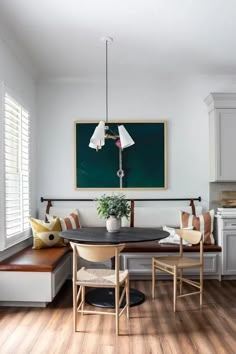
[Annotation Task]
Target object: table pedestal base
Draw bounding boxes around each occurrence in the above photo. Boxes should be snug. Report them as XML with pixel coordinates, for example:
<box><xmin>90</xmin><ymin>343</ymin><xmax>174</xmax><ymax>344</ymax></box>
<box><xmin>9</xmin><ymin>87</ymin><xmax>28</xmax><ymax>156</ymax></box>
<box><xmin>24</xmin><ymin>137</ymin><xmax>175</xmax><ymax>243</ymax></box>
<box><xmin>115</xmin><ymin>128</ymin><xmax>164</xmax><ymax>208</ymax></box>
<box><xmin>85</xmin><ymin>288</ymin><xmax>145</xmax><ymax>308</ymax></box>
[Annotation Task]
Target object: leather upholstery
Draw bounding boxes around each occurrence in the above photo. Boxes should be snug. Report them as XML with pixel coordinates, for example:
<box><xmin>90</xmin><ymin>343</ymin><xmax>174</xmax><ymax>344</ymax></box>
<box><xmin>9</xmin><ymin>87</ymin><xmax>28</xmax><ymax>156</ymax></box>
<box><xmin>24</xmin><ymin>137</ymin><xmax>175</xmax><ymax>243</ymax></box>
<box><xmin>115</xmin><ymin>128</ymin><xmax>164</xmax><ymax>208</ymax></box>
<box><xmin>123</xmin><ymin>241</ymin><xmax>221</xmax><ymax>253</ymax></box>
<box><xmin>0</xmin><ymin>242</ymin><xmax>221</xmax><ymax>272</ymax></box>
<box><xmin>0</xmin><ymin>246</ymin><xmax>71</xmax><ymax>272</ymax></box>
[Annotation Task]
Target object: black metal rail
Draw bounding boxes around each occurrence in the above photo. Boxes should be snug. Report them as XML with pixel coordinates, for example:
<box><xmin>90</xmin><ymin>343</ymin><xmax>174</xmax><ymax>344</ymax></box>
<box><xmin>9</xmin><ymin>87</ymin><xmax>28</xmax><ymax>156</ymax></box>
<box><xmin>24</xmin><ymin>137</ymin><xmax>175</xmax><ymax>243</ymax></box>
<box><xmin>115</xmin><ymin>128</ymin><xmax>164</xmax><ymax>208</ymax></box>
<box><xmin>41</xmin><ymin>197</ymin><xmax>201</xmax><ymax>202</ymax></box>
<box><xmin>41</xmin><ymin>196</ymin><xmax>201</xmax><ymax>224</ymax></box>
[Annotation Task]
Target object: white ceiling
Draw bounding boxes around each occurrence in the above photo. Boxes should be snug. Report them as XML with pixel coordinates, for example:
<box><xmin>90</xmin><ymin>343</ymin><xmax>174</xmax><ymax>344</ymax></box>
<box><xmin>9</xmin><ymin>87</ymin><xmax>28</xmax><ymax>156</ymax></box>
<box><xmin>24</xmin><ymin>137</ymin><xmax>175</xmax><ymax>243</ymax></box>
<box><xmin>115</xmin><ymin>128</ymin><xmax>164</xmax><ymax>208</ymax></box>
<box><xmin>1</xmin><ymin>0</ymin><xmax>236</xmax><ymax>79</ymax></box>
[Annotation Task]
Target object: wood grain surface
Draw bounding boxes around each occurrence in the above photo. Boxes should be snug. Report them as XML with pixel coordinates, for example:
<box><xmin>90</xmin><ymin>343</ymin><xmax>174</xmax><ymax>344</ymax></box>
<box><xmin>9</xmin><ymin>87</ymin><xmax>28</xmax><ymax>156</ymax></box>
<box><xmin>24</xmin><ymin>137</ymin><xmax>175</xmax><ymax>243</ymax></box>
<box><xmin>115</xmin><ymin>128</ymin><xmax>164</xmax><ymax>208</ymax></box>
<box><xmin>0</xmin><ymin>280</ymin><xmax>236</xmax><ymax>354</ymax></box>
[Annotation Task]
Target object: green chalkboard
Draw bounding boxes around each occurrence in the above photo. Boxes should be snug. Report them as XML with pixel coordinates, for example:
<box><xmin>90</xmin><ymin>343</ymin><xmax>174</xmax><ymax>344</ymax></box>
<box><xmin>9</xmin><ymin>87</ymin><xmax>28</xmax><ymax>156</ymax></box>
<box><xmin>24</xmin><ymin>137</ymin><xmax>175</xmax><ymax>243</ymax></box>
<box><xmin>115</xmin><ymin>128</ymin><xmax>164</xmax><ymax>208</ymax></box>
<box><xmin>75</xmin><ymin>121</ymin><xmax>167</xmax><ymax>189</ymax></box>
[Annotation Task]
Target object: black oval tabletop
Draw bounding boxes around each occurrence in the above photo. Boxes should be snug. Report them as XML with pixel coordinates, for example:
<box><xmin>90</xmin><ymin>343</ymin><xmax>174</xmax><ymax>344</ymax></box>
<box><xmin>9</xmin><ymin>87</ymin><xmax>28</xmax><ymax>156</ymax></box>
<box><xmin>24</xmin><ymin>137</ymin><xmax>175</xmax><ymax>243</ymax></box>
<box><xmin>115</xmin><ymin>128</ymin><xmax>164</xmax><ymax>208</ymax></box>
<box><xmin>60</xmin><ymin>227</ymin><xmax>169</xmax><ymax>244</ymax></box>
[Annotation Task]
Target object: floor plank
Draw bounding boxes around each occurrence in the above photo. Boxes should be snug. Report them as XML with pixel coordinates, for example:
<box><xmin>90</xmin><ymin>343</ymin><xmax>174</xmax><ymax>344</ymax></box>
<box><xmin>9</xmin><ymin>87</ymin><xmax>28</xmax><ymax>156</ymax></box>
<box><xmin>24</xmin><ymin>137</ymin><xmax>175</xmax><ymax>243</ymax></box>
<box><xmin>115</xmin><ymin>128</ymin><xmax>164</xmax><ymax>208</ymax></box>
<box><xmin>0</xmin><ymin>280</ymin><xmax>236</xmax><ymax>354</ymax></box>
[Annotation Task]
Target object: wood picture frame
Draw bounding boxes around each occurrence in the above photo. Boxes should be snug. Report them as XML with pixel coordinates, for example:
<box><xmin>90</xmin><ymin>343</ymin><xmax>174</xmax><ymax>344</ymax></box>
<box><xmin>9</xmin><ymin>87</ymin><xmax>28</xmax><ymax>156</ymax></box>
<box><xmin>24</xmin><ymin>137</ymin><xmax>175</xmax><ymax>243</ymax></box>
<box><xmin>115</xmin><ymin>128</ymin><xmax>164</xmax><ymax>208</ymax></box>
<box><xmin>74</xmin><ymin>120</ymin><xmax>167</xmax><ymax>190</ymax></box>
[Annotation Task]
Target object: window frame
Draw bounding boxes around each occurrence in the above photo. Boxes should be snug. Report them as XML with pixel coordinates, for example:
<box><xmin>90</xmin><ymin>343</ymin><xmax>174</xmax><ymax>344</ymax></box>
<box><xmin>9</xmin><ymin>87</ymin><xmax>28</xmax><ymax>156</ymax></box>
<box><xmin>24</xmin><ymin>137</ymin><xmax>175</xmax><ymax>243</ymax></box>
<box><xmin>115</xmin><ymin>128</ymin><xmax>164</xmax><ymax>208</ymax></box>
<box><xmin>0</xmin><ymin>82</ymin><xmax>32</xmax><ymax>251</ymax></box>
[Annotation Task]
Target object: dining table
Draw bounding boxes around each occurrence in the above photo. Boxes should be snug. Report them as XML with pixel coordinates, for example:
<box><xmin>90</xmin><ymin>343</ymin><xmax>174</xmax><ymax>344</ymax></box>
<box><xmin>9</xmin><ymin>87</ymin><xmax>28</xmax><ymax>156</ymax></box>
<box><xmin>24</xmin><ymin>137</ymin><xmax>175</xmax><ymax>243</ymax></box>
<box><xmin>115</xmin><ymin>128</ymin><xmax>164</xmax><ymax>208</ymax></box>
<box><xmin>60</xmin><ymin>227</ymin><xmax>169</xmax><ymax>308</ymax></box>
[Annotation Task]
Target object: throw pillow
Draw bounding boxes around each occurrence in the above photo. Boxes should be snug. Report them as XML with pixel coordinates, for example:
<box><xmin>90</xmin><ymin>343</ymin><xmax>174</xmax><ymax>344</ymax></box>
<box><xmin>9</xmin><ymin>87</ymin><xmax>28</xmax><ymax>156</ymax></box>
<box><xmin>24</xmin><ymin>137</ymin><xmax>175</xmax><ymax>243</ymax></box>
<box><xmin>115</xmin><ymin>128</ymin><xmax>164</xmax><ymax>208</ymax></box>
<box><xmin>159</xmin><ymin>226</ymin><xmax>192</xmax><ymax>246</ymax></box>
<box><xmin>29</xmin><ymin>217</ymin><xmax>65</xmax><ymax>249</ymax></box>
<box><xmin>179</xmin><ymin>210</ymin><xmax>215</xmax><ymax>244</ymax></box>
<box><xmin>46</xmin><ymin>209</ymin><xmax>81</xmax><ymax>231</ymax></box>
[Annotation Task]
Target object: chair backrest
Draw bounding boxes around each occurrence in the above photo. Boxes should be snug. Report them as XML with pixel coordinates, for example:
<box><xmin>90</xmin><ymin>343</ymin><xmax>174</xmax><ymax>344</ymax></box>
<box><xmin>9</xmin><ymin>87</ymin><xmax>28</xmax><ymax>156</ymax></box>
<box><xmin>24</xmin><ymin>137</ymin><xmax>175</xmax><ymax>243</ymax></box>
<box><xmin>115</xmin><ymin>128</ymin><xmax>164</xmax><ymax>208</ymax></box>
<box><xmin>175</xmin><ymin>229</ymin><xmax>202</xmax><ymax>244</ymax></box>
<box><xmin>70</xmin><ymin>242</ymin><xmax>125</xmax><ymax>285</ymax></box>
<box><xmin>70</xmin><ymin>242</ymin><xmax>125</xmax><ymax>262</ymax></box>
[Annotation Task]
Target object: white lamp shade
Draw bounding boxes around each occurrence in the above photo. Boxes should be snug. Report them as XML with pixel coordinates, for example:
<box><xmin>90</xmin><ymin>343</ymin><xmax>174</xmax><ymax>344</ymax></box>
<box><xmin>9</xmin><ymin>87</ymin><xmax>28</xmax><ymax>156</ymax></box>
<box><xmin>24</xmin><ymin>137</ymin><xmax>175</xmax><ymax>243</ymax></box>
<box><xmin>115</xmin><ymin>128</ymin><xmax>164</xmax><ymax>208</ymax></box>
<box><xmin>89</xmin><ymin>121</ymin><xmax>105</xmax><ymax>149</ymax></box>
<box><xmin>118</xmin><ymin>125</ymin><xmax>135</xmax><ymax>149</ymax></box>
<box><xmin>89</xmin><ymin>141</ymin><xmax>102</xmax><ymax>149</ymax></box>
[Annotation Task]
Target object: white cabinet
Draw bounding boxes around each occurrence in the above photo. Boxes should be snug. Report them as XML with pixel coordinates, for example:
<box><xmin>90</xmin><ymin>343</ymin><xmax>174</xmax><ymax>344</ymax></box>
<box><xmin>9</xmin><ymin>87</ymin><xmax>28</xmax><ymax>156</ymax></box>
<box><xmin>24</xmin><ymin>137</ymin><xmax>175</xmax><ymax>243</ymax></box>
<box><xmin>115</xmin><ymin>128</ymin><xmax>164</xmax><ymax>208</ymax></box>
<box><xmin>217</xmin><ymin>217</ymin><xmax>236</xmax><ymax>276</ymax></box>
<box><xmin>205</xmin><ymin>93</ymin><xmax>236</xmax><ymax>182</ymax></box>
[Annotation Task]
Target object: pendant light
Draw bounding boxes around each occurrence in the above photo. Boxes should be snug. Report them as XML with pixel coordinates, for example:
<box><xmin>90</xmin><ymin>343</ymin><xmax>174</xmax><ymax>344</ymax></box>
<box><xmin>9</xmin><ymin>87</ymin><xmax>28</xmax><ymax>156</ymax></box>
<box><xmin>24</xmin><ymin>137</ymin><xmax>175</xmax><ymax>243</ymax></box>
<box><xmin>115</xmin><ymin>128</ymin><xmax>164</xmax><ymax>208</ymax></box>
<box><xmin>89</xmin><ymin>37</ymin><xmax>135</xmax><ymax>150</ymax></box>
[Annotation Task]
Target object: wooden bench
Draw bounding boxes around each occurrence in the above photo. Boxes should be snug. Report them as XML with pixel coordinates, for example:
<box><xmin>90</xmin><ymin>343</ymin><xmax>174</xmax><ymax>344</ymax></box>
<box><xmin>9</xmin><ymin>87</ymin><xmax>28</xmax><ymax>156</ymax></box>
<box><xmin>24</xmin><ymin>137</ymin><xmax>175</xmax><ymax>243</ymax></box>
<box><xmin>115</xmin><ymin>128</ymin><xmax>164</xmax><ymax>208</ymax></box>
<box><xmin>121</xmin><ymin>242</ymin><xmax>222</xmax><ymax>280</ymax></box>
<box><xmin>0</xmin><ymin>240</ymin><xmax>222</xmax><ymax>307</ymax></box>
<box><xmin>0</xmin><ymin>246</ymin><xmax>71</xmax><ymax>307</ymax></box>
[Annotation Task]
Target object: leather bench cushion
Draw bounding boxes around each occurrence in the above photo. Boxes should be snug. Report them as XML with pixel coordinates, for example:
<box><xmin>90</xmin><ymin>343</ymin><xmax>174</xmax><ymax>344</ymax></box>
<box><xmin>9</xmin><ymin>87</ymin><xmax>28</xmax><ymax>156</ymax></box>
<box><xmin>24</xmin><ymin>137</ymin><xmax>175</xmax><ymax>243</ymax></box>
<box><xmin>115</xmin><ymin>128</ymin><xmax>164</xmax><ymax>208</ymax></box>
<box><xmin>0</xmin><ymin>242</ymin><xmax>221</xmax><ymax>272</ymax></box>
<box><xmin>123</xmin><ymin>241</ymin><xmax>222</xmax><ymax>253</ymax></box>
<box><xmin>0</xmin><ymin>246</ymin><xmax>71</xmax><ymax>272</ymax></box>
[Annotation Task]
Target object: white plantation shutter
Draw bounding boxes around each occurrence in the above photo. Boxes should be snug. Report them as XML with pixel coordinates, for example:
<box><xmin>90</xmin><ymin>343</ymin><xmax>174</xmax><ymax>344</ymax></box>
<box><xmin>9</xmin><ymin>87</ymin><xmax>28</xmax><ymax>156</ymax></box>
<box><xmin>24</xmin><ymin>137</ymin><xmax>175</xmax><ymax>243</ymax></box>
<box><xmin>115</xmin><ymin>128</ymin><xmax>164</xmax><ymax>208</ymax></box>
<box><xmin>1</xmin><ymin>92</ymin><xmax>31</xmax><ymax>249</ymax></box>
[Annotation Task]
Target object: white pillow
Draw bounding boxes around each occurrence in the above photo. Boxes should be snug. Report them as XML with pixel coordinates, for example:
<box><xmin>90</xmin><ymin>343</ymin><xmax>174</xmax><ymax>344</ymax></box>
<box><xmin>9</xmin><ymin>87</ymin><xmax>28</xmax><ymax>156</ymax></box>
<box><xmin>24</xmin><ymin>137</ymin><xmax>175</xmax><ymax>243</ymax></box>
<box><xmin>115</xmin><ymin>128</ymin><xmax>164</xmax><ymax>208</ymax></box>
<box><xmin>159</xmin><ymin>226</ymin><xmax>192</xmax><ymax>246</ymax></box>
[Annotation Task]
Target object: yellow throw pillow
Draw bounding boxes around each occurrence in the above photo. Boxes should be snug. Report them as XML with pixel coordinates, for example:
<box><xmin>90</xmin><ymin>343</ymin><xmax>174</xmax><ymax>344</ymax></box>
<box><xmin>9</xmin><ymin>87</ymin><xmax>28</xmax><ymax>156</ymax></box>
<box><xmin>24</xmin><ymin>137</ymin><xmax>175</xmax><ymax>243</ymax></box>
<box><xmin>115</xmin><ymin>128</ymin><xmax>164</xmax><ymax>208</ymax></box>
<box><xmin>29</xmin><ymin>217</ymin><xmax>65</xmax><ymax>249</ymax></box>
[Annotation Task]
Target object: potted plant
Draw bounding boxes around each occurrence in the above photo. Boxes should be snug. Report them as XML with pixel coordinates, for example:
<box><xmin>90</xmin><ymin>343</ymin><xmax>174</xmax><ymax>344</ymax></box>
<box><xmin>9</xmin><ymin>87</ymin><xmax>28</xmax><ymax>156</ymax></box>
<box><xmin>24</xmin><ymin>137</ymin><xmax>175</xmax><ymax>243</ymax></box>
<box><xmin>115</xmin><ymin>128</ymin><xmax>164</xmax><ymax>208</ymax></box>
<box><xmin>96</xmin><ymin>194</ymin><xmax>131</xmax><ymax>233</ymax></box>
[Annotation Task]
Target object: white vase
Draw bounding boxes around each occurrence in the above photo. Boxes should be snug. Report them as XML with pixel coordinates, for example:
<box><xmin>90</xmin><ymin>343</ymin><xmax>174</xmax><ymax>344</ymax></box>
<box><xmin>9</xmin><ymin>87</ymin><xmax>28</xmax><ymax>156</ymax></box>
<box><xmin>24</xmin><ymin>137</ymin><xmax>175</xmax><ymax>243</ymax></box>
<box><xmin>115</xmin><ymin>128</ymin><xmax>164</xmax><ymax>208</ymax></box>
<box><xmin>106</xmin><ymin>216</ymin><xmax>121</xmax><ymax>233</ymax></box>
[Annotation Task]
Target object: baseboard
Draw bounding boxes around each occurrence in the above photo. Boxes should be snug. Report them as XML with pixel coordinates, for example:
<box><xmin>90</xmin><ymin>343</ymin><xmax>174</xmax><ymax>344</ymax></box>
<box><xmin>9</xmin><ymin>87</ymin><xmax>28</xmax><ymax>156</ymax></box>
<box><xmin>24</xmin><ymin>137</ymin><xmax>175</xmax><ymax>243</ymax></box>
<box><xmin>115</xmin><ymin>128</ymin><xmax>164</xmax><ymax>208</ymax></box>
<box><xmin>0</xmin><ymin>301</ymin><xmax>48</xmax><ymax>307</ymax></box>
<box><xmin>221</xmin><ymin>275</ymin><xmax>236</xmax><ymax>280</ymax></box>
<box><xmin>129</xmin><ymin>274</ymin><xmax>221</xmax><ymax>280</ymax></box>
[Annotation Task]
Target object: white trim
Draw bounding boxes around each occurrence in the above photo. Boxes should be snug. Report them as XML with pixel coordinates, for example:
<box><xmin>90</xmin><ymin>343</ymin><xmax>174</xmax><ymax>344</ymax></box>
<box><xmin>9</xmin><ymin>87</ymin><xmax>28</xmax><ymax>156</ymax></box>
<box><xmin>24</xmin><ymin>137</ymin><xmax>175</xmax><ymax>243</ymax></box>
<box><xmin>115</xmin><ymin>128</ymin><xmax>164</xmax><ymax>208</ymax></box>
<box><xmin>0</xmin><ymin>237</ymin><xmax>32</xmax><ymax>262</ymax></box>
<box><xmin>5</xmin><ymin>230</ymin><xmax>32</xmax><ymax>249</ymax></box>
<box><xmin>0</xmin><ymin>81</ymin><xmax>6</xmax><ymax>250</ymax></box>
<box><xmin>4</xmin><ymin>84</ymin><xmax>31</xmax><ymax>113</ymax></box>
<box><xmin>204</xmin><ymin>93</ymin><xmax>236</xmax><ymax>112</ymax></box>
<box><xmin>0</xmin><ymin>83</ymin><xmax>32</xmax><ymax>251</ymax></box>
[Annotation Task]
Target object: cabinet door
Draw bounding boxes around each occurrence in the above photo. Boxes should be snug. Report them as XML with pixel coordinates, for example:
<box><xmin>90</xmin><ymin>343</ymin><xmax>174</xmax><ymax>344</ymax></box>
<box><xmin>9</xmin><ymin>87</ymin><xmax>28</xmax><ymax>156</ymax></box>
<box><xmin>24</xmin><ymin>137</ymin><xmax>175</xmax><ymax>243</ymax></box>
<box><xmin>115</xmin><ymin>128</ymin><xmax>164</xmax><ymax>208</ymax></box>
<box><xmin>215</xmin><ymin>109</ymin><xmax>236</xmax><ymax>181</ymax></box>
<box><xmin>222</xmin><ymin>231</ymin><xmax>236</xmax><ymax>274</ymax></box>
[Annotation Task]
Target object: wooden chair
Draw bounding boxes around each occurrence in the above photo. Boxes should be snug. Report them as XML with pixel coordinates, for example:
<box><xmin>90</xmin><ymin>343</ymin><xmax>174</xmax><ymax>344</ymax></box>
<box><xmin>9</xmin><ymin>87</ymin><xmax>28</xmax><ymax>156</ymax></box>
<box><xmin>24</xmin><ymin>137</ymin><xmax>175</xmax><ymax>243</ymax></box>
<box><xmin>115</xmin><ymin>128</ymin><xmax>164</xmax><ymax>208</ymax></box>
<box><xmin>70</xmin><ymin>242</ymin><xmax>130</xmax><ymax>335</ymax></box>
<box><xmin>152</xmin><ymin>229</ymin><xmax>203</xmax><ymax>312</ymax></box>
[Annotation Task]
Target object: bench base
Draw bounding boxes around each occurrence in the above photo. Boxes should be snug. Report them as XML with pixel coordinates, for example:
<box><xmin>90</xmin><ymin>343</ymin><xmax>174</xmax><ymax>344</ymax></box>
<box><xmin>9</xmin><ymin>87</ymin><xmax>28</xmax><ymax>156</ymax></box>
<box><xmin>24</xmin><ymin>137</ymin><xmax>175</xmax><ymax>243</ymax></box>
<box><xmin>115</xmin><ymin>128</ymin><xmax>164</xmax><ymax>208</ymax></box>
<box><xmin>0</xmin><ymin>254</ymin><xmax>71</xmax><ymax>306</ymax></box>
<box><xmin>121</xmin><ymin>252</ymin><xmax>221</xmax><ymax>281</ymax></box>
<box><xmin>0</xmin><ymin>246</ymin><xmax>223</xmax><ymax>307</ymax></box>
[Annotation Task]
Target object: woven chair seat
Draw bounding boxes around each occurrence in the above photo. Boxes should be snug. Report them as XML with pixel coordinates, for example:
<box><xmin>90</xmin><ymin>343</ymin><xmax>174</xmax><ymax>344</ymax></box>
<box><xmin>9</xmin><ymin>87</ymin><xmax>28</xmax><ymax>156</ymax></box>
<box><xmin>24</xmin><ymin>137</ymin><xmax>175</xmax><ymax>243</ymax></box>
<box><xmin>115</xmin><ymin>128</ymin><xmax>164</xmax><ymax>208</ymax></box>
<box><xmin>154</xmin><ymin>255</ymin><xmax>201</xmax><ymax>268</ymax></box>
<box><xmin>77</xmin><ymin>267</ymin><xmax>128</xmax><ymax>286</ymax></box>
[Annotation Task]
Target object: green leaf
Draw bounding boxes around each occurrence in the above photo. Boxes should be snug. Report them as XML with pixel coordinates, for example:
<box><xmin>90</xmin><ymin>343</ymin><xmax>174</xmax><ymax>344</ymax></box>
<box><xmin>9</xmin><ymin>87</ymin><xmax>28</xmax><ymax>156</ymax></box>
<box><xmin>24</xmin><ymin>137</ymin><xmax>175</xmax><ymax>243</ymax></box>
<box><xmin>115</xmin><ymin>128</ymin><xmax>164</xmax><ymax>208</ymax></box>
<box><xmin>96</xmin><ymin>193</ymin><xmax>131</xmax><ymax>219</ymax></box>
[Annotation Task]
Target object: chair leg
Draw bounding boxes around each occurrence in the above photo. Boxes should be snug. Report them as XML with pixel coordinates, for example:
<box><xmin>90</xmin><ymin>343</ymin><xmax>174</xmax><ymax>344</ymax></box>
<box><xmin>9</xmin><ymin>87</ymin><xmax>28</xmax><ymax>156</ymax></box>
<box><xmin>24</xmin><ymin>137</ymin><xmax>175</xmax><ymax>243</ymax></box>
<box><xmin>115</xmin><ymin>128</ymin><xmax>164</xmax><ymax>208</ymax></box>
<box><xmin>179</xmin><ymin>269</ymin><xmax>183</xmax><ymax>295</ymax></box>
<box><xmin>173</xmin><ymin>266</ymin><xmax>177</xmax><ymax>313</ymax></box>
<box><xmin>126</xmin><ymin>277</ymin><xmax>130</xmax><ymax>319</ymax></box>
<box><xmin>200</xmin><ymin>265</ymin><xmax>203</xmax><ymax>308</ymax></box>
<box><xmin>115</xmin><ymin>285</ymin><xmax>120</xmax><ymax>336</ymax></box>
<box><xmin>152</xmin><ymin>259</ymin><xmax>156</xmax><ymax>299</ymax></box>
<box><xmin>73</xmin><ymin>282</ymin><xmax>79</xmax><ymax>332</ymax></box>
<box><xmin>81</xmin><ymin>286</ymin><xmax>85</xmax><ymax>315</ymax></box>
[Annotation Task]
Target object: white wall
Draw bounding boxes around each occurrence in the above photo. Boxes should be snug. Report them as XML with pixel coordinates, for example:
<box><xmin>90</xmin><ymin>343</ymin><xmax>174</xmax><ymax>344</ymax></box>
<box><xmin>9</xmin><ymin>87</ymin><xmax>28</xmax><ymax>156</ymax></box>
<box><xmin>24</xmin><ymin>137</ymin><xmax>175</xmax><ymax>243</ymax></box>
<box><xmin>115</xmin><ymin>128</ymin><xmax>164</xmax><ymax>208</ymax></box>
<box><xmin>0</xmin><ymin>38</ymin><xmax>35</xmax><ymax>101</ymax></box>
<box><xmin>36</xmin><ymin>75</ymin><xmax>236</xmax><ymax>211</ymax></box>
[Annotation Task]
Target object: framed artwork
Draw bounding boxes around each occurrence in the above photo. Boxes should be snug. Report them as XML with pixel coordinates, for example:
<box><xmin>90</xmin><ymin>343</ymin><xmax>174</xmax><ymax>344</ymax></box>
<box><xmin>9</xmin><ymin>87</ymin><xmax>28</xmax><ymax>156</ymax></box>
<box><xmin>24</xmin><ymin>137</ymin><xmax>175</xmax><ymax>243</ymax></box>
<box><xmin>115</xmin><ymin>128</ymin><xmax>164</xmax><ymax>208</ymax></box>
<box><xmin>74</xmin><ymin>121</ymin><xmax>167</xmax><ymax>189</ymax></box>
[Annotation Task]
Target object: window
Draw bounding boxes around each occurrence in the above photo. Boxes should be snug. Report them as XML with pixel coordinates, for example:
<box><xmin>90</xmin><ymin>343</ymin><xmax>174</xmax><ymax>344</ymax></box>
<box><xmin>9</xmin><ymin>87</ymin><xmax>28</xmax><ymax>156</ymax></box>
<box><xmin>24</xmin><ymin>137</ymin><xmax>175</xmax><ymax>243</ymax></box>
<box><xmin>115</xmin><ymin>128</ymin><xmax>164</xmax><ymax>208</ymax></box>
<box><xmin>0</xmin><ymin>89</ymin><xmax>31</xmax><ymax>250</ymax></box>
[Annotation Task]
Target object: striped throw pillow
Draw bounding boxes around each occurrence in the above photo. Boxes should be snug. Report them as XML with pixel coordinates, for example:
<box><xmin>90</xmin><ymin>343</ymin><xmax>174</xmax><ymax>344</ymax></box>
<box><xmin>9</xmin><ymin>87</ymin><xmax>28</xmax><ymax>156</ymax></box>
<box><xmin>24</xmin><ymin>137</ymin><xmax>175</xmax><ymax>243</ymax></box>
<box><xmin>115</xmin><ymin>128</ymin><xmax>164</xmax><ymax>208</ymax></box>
<box><xmin>180</xmin><ymin>210</ymin><xmax>215</xmax><ymax>244</ymax></box>
<box><xmin>46</xmin><ymin>210</ymin><xmax>81</xmax><ymax>230</ymax></box>
<box><xmin>59</xmin><ymin>211</ymin><xmax>81</xmax><ymax>231</ymax></box>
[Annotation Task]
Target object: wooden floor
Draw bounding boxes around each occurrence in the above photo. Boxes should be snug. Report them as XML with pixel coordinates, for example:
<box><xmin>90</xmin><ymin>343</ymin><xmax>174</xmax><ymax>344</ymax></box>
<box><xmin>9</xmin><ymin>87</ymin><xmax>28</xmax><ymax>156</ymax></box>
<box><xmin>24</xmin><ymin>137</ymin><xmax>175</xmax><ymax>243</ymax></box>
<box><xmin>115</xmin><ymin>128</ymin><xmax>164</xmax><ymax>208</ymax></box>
<box><xmin>0</xmin><ymin>280</ymin><xmax>236</xmax><ymax>354</ymax></box>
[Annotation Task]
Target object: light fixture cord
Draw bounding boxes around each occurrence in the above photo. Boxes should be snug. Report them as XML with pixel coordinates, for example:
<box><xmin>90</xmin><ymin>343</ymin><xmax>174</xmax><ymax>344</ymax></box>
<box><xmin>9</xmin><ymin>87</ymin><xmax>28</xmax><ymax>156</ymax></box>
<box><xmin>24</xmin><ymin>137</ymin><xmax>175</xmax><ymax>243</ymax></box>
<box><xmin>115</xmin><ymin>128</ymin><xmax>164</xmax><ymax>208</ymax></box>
<box><xmin>106</xmin><ymin>39</ymin><xmax>108</xmax><ymax>125</ymax></box>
